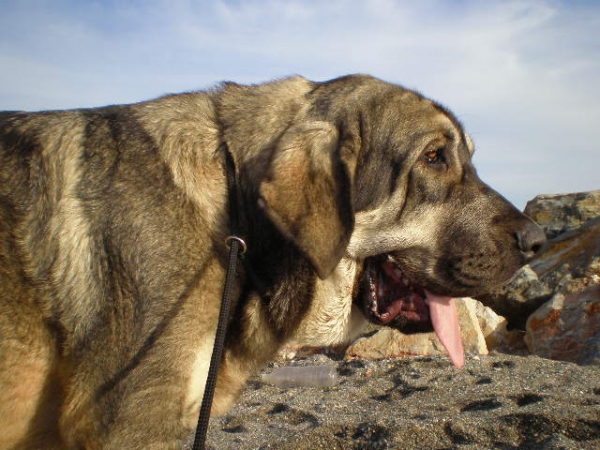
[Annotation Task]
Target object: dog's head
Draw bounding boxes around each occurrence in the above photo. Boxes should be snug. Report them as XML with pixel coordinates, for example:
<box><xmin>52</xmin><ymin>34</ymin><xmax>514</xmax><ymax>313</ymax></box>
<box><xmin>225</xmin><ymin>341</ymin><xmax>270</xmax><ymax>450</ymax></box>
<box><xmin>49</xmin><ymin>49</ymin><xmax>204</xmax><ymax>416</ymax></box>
<box><xmin>255</xmin><ymin>75</ymin><xmax>545</xmax><ymax>357</ymax></box>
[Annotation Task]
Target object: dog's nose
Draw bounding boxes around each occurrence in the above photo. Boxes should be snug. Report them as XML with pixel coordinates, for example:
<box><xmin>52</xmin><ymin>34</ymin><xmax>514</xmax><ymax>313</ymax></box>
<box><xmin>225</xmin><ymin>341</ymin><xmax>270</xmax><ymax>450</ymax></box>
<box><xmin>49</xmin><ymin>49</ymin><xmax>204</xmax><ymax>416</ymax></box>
<box><xmin>516</xmin><ymin>221</ymin><xmax>547</xmax><ymax>262</ymax></box>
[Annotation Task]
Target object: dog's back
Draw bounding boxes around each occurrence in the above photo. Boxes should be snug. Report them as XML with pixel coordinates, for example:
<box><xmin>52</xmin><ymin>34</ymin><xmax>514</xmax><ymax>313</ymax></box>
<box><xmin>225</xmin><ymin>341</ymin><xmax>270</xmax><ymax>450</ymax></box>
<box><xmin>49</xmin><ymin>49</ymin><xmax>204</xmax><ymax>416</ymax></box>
<box><xmin>0</xmin><ymin>111</ymin><xmax>72</xmax><ymax>448</ymax></box>
<box><xmin>0</xmin><ymin>100</ymin><xmax>227</xmax><ymax>448</ymax></box>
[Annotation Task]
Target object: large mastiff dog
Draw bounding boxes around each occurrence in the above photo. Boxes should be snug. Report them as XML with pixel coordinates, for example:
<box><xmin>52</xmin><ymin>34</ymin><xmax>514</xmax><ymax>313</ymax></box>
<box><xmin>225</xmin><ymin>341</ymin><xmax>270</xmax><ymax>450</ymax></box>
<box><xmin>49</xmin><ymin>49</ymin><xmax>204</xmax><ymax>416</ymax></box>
<box><xmin>0</xmin><ymin>75</ymin><xmax>545</xmax><ymax>449</ymax></box>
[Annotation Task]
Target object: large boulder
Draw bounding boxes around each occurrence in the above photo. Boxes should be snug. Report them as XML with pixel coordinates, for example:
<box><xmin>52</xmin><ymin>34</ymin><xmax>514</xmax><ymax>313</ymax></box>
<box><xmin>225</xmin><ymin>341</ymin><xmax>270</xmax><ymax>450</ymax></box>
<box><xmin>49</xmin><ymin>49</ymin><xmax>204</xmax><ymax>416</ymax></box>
<box><xmin>524</xmin><ymin>190</ymin><xmax>600</xmax><ymax>238</ymax></box>
<box><xmin>482</xmin><ymin>191</ymin><xmax>600</xmax><ymax>365</ymax></box>
<box><xmin>525</xmin><ymin>284</ymin><xmax>600</xmax><ymax>365</ymax></box>
<box><xmin>521</xmin><ymin>217</ymin><xmax>600</xmax><ymax>365</ymax></box>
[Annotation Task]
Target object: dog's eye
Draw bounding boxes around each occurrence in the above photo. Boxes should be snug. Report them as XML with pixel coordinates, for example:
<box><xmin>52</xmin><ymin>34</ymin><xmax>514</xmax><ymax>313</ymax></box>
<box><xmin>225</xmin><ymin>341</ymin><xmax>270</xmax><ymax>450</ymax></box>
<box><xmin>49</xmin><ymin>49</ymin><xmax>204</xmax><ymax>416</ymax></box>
<box><xmin>425</xmin><ymin>148</ymin><xmax>445</xmax><ymax>165</ymax></box>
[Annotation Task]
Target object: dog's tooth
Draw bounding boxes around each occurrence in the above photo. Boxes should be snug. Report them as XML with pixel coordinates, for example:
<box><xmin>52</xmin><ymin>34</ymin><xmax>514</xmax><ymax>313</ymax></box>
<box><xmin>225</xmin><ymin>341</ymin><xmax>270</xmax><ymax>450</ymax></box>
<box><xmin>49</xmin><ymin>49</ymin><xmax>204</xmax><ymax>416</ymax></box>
<box><xmin>407</xmin><ymin>294</ymin><xmax>418</xmax><ymax>308</ymax></box>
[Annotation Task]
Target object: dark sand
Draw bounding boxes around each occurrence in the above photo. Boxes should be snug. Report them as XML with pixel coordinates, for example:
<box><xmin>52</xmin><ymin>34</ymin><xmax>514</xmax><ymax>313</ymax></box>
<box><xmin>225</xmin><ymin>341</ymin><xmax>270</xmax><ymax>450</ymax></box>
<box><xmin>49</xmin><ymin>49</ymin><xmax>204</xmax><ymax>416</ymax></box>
<box><xmin>204</xmin><ymin>354</ymin><xmax>600</xmax><ymax>450</ymax></box>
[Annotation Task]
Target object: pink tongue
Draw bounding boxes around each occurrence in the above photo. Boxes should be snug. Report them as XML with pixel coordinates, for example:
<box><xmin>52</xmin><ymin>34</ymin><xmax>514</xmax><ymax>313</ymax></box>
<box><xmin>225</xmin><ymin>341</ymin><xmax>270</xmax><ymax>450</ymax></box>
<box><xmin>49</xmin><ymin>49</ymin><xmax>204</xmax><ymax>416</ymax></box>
<box><xmin>425</xmin><ymin>290</ymin><xmax>465</xmax><ymax>369</ymax></box>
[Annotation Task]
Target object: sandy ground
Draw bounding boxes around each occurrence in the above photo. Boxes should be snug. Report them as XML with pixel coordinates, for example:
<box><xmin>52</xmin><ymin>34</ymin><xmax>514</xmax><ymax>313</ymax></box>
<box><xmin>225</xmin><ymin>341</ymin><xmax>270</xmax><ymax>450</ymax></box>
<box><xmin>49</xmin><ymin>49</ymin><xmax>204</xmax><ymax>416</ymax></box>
<box><xmin>202</xmin><ymin>353</ymin><xmax>600</xmax><ymax>450</ymax></box>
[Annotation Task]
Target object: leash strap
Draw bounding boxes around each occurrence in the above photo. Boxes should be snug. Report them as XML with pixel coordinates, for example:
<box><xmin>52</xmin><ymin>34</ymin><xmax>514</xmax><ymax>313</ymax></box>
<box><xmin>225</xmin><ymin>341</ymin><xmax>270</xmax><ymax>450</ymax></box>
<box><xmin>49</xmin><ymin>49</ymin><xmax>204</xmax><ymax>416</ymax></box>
<box><xmin>191</xmin><ymin>237</ymin><xmax>243</xmax><ymax>450</ymax></box>
<box><xmin>191</xmin><ymin>147</ymin><xmax>245</xmax><ymax>450</ymax></box>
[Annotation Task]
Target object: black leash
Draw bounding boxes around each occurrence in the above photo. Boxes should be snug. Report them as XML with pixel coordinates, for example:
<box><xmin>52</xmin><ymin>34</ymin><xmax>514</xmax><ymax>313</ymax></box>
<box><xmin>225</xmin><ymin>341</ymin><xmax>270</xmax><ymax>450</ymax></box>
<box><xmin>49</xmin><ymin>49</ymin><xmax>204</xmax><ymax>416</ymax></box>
<box><xmin>191</xmin><ymin>146</ymin><xmax>246</xmax><ymax>450</ymax></box>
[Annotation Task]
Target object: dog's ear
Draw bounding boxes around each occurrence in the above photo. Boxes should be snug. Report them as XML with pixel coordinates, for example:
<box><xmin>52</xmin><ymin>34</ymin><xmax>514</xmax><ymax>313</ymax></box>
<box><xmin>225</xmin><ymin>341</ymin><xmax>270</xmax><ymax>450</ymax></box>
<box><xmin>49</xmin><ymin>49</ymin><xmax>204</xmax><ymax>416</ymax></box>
<box><xmin>259</xmin><ymin>121</ymin><xmax>354</xmax><ymax>279</ymax></box>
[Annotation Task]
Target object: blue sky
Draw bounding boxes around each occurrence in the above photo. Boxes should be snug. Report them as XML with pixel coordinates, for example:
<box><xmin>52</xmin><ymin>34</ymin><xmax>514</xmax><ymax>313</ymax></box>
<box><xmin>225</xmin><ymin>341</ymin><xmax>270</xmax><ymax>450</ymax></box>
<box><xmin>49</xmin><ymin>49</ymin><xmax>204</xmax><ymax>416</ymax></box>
<box><xmin>1</xmin><ymin>0</ymin><xmax>598</xmax><ymax>209</ymax></box>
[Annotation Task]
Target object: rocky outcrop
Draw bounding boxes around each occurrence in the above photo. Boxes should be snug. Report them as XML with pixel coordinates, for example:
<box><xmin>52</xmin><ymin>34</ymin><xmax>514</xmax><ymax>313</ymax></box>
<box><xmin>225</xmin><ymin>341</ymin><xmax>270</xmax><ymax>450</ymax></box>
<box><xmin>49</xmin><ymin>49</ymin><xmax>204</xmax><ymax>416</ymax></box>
<box><xmin>525</xmin><ymin>284</ymin><xmax>600</xmax><ymax>365</ymax></box>
<box><xmin>524</xmin><ymin>190</ymin><xmax>600</xmax><ymax>238</ymax></box>
<box><xmin>485</xmin><ymin>191</ymin><xmax>600</xmax><ymax>365</ymax></box>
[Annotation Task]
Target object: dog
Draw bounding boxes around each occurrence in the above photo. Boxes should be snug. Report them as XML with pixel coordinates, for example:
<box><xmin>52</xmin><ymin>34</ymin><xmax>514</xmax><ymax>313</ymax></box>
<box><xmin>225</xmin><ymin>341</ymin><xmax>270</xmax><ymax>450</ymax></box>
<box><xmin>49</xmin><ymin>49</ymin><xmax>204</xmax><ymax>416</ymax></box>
<box><xmin>0</xmin><ymin>75</ymin><xmax>546</xmax><ymax>449</ymax></box>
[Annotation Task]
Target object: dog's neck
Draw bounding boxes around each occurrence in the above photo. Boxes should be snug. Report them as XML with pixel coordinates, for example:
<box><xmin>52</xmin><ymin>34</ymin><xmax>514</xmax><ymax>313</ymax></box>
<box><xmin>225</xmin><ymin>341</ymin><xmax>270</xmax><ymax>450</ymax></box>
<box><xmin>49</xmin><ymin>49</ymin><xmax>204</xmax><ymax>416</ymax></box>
<box><xmin>221</xmin><ymin>143</ymin><xmax>271</xmax><ymax>300</ymax></box>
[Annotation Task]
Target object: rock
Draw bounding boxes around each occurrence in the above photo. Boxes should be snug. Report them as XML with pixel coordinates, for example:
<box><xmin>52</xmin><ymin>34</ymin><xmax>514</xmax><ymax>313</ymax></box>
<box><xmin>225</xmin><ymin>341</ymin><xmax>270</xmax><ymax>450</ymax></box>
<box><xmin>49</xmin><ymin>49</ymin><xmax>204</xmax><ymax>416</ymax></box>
<box><xmin>529</xmin><ymin>216</ymin><xmax>600</xmax><ymax>277</ymax></box>
<box><xmin>478</xmin><ymin>215</ymin><xmax>600</xmax><ymax>331</ymax></box>
<box><xmin>345</xmin><ymin>327</ymin><xmax>445</xmax><ymax>360</ymax></box>
<box><xmin>524</xmin><ymin>190</ymin><xmax>600</xmax><ymax>239</ymax></box>
<box><xmin>506</xmin><ymin>218</ymin><xmax>600</xmax><ymax>364</ymax></box>
<box><xmin>475</xmin><ymin>266</ymin><xmax>552</xmax><ymax>331</ymax></box>
<box><xmin>345</xmin><ymin>298</ymin><xmax>489</xmax><ymax>359</ymax></box>
<box><xmin>480</xmin><ymin>191</ymin><xmax>600</xmax><ymax>365</ymax></box>
<box><xmin>473</xmin><ymin>300</ymin><xmax>525</xmax><ymax>352</ymax></box>
<box><xmin>525</xmin><ymin>284</ymin><xmax>600</xmax><ymax>365</ymax></box>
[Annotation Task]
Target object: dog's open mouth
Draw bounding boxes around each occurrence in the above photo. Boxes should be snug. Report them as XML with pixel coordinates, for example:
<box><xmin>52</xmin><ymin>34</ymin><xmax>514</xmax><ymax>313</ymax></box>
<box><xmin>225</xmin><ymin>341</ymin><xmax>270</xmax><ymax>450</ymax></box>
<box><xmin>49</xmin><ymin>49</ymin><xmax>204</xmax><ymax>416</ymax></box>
<box><xmin>361</xmin><ymin>255</ymin><xmax>465</xmax><ymax>368</ymax></box>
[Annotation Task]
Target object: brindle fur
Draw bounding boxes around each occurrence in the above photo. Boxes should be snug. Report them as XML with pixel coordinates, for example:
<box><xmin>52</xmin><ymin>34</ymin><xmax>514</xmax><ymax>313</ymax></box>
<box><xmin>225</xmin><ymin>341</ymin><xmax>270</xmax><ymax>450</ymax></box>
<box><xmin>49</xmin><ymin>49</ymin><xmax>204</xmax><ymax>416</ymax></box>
<box><xmin>0</xmin><ymin>75</ymin><xmax>544</xmax><ymax>449</ymax></box>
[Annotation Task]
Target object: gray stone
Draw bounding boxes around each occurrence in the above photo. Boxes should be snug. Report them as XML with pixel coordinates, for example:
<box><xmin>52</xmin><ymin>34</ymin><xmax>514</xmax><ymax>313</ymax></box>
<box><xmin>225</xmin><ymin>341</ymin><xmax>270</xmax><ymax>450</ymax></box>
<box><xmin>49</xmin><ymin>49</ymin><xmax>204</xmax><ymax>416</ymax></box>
<box><xmin>525</xmin><ymin>284</ymin><xmax>600</xmax><ymax>365</ymax></box>
<box><xmin>525</xmin><ymin>190</ymin><xmax>600</xmax><ymax>238</ymax></box>
<box><xmin>481</xmin><ymin>191</ymin><xmax>600</xmax><ymax>365</ymax></box>
<box><xmin>524</xmin><ymin>189</ymin><xmax>600</xmax><ymax>238</ymax></box>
